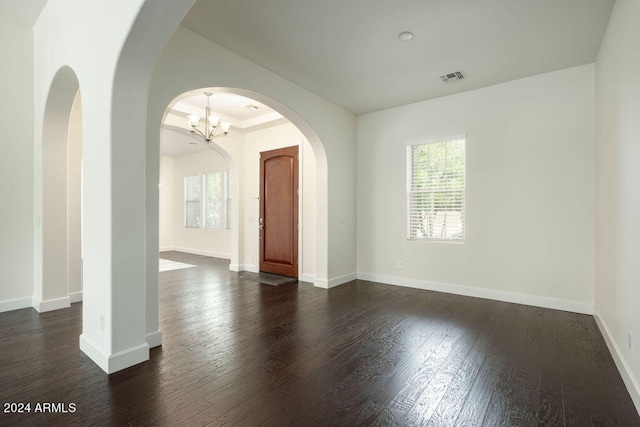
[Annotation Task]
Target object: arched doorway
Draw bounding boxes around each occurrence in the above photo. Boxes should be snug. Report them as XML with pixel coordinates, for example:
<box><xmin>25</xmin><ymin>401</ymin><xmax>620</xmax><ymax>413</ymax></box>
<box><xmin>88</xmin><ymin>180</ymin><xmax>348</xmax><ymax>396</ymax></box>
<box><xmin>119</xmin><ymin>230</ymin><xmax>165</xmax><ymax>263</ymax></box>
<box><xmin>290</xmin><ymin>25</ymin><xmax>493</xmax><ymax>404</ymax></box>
<box><xmin>158</xmin><ymin>89</ymin><xmax>318</xmax><ymax>281</ymax></box>
<box><xmin>34</xmin><ymin>66</ymin><xmax>82</xmax><ymax>312</ymax></box>
<box><xmin>100</xmin><ymin>0</ymin><xmax>354</xmax><ymax>372</ymax></box>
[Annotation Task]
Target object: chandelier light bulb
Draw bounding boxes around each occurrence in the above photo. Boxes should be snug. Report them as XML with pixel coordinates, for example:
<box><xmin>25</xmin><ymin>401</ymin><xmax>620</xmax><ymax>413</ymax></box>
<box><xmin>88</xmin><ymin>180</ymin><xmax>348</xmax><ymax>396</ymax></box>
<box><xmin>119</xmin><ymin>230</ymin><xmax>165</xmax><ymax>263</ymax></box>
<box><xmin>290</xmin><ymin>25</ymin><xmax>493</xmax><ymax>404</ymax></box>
<box><xmin>187</xmin><ymin>115</ymin><xmax>201</xmax><ymax>128</ymax></box>
<box><xmin>186</xmin><ymin>92</ymin><xmax>231</xmax><ymax>143</ymax></box>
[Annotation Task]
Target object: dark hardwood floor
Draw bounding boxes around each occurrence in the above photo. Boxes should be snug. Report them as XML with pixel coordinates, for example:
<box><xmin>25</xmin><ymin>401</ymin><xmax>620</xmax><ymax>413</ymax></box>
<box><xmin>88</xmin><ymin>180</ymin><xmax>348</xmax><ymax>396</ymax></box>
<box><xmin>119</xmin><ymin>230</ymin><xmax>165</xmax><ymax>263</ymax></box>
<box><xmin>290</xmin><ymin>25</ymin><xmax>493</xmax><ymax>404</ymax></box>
<box><xmin>1</xmin><ymin>252</ymin><xmax>638</xmax><ymax>426</ymax></box>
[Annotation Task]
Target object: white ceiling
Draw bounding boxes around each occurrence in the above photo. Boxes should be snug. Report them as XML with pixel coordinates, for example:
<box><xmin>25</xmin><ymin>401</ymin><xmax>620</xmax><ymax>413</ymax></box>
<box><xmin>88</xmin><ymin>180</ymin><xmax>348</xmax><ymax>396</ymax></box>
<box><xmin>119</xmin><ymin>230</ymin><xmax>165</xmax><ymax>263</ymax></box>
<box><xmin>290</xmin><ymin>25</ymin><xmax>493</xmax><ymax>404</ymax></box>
<box><xmin>181</xmin><ymin>0</ymin><xmax>615</xmax><ymax>114</ymax></box>
<box><xmin>161</xmin><ymin>127</ymin><xmax>207</xmax><ymax>158</ymax></box>
<box><xmin>170</xmin><ymin>91</ymin><xmax>283</xmax><ymax>128</ymax></box>
<box><xmin>163</xmin><ymin>90</ymin><xmax>286</xmax><ymax>157</ymax></box>
<box><xmin>4</xmin><ymin>1</ymin><xmax>614</xmax><ymax>154</ymax></box>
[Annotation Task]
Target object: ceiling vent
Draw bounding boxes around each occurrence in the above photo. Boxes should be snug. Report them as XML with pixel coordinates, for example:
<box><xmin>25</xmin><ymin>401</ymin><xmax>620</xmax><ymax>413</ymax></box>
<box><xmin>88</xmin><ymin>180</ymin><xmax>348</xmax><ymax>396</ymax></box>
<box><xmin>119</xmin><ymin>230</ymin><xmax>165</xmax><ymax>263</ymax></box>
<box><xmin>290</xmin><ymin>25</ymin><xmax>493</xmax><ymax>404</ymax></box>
<box><xmin>440</xmin><ymin>70</ymin><xmax>465</xmax><ymax>83</ymax></box>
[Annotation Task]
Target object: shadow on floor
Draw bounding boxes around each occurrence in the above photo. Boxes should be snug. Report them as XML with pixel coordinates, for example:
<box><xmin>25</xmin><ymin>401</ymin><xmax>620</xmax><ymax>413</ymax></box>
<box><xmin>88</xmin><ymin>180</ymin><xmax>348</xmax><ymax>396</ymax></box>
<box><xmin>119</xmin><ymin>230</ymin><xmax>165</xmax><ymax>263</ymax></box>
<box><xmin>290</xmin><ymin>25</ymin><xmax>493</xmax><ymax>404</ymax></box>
<box><xmin>238</xmin><ymin>271</ymin><xmax>298</xmax><ymax>286</ymax></box>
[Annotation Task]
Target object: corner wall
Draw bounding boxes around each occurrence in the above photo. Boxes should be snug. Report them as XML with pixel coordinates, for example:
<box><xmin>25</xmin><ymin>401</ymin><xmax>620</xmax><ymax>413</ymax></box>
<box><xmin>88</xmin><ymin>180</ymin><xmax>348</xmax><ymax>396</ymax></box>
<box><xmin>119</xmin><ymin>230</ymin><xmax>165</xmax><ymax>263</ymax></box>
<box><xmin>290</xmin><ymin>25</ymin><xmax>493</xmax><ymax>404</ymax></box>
<box><xmin>594</xmin><ymin>0</ymin><xmax>640</xmax><ymax>411</ymax></box>
<box><xmin>357</xmin><ymin>64</ymin><xmax>595</xmax><ymax>313</ymax></box>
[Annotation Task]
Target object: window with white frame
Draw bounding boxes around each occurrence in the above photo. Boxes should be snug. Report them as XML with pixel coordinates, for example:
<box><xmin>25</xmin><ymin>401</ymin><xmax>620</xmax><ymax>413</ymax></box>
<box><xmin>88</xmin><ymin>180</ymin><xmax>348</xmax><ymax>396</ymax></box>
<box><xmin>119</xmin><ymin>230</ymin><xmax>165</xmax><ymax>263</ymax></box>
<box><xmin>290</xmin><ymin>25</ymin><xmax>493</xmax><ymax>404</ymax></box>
<box><xmin>185</xmin><ymin>171</ymin><xmax>232</xmax><ymax>230</ymax></box>
<box><xmin>407</xmin><ymin>135</ymin><xmax>465</xmax><ymax>241</ymax></box>
<box><xmin>184</xmin><ymin>175</ymin><xmax>201</xmax><ymax>228</ymax></box>
<box><xmin>205</xmin><ymin>172</ymin><xmax>223</xmax><ymax>229</ymax></box>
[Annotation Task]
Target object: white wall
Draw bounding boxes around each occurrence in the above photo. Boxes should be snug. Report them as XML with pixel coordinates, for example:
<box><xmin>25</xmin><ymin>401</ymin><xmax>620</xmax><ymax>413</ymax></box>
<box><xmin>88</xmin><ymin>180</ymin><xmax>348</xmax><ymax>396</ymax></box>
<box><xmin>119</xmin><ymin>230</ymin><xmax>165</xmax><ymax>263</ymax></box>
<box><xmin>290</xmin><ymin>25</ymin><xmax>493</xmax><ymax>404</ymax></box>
<box><xmin>300</xmin><ymin>131</ymin><xmax>317</xmax><ymax>282</ymax></box>
<box><xmin>594</xmin><ymin>0</ymin><xmax>640</xmax><ymax>410</ymax></box>
<box><xmin>159</xmin><ymin>156</ymin><xmax>175</xmax><ymax>249</ymax></box>
<box><xmin>0</xmin><ymin>16</ymin><xmax>34</xmax><ymax>312</ymax></box>
<box><xmin>357</xmin><ymin>64</ymin><xmax>595</xmax><ymax>313</ymax></box>
<box><xmin>67</xmin><ymin>91</ymin><xmax>82</xmax><ymax>301</ymax></box>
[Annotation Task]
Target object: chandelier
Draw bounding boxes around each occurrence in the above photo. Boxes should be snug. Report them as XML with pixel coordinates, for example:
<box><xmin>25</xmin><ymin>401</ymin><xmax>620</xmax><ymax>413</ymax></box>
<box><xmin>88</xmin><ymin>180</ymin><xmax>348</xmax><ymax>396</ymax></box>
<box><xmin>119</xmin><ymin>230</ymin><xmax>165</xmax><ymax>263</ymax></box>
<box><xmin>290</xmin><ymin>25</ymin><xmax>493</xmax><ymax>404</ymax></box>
<box><xmin>186</xmin><ymin>91</ymin><xmax>231</xmax><ymax>142</ymax></box>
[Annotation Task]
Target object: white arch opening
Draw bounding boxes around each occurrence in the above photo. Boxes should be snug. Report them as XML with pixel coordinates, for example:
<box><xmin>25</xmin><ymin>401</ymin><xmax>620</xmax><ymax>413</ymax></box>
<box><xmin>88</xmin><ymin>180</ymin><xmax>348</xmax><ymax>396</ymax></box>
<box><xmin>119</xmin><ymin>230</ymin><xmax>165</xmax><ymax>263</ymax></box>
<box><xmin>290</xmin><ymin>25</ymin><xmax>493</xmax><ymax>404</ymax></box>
<box><xmin>35</xmin><ymin>66</ymin><xmax>83</xmax><ymax>313</ymax></box>
<box><xmin>158</xmin><ymin>88</ymin><xmax>323</xmax><ymax>281</ymax></box>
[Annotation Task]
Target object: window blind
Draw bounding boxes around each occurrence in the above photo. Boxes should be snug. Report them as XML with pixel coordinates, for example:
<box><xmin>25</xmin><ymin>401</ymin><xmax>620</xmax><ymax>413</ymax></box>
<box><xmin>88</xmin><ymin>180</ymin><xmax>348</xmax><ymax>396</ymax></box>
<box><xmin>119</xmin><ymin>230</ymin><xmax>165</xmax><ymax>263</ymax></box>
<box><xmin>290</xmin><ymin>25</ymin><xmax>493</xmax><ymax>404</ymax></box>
<box><xmin>407</xmin><ymin>135</ymin><xmax>465</xmax><ymax>241</ymax></box>
<box><xmin>184</xmin><ymin>175</ymin><xmax>201</xmax><ymax>228</ymax></box>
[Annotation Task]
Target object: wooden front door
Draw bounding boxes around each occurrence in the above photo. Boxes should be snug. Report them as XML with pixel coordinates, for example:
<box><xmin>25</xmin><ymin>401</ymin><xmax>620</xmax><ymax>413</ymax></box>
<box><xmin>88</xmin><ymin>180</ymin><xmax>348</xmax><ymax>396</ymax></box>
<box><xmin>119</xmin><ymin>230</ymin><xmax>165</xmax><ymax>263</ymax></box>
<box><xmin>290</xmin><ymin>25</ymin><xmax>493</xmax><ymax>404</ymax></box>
<box><xmin>259</xmin><ymin>146</ymin><xmax>298</xmax><ymax>277</ymax></box>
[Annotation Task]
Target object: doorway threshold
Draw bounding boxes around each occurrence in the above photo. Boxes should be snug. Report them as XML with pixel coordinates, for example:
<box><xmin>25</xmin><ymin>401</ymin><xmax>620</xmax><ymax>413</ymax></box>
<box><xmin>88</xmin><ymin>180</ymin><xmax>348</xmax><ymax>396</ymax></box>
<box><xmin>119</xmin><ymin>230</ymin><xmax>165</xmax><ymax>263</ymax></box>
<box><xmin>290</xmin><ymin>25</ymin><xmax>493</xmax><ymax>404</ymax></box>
<box><xmin>238</xmin><ymin>271</ymin><xmax>298</xmax><ymax>287</ymax></box>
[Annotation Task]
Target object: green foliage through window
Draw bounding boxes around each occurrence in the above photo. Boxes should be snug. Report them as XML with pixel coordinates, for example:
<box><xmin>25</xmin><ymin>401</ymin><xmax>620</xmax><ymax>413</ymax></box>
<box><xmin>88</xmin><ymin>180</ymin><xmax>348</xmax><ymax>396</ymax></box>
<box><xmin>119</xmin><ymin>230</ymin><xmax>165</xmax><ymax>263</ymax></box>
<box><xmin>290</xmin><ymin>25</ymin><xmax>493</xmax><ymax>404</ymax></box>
<box><xmin>407</xmin><ymin>136</ymin><xmax>465</xmax><ymax>241</ymax></box>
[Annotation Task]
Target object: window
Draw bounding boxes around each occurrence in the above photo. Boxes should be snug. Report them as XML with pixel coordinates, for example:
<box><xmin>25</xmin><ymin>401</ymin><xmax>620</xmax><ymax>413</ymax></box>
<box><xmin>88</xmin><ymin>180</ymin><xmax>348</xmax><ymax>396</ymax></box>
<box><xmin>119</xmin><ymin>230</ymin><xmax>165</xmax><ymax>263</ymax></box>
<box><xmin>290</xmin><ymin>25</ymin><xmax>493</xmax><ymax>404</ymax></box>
<box><xmin>184</xmin><ymin>171</ymin><xmax>232</xmax><ymax>230</ymax></box>
<box><xmin>225</xmin><ymin>171</ymin><xmax>232</xmax><ymax>230</ymax></box>
<box><xmin>184</xmin><ymin>175</ymin><xmax>201</xmax><ymax>228</ymax></box>
<box><xmin>407</xmin><ymin>135</ymin><xmax>465</xmax><ymax>241</ymax></box>
<box><xmin>205</xmin><ymin>172</ymin><xmax>223</xmax><ymax>229</ymax></box>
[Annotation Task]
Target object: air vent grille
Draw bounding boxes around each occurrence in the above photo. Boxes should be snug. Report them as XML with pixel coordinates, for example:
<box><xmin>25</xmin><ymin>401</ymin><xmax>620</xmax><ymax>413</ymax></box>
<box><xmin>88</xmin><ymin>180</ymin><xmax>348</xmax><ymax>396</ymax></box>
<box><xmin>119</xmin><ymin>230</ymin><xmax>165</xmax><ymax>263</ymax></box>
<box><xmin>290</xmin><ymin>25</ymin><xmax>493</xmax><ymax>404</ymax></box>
<box><xmin>440</xmin><ymin>70</ymin><xmax>465</xmax><ymax>83</ymax></box>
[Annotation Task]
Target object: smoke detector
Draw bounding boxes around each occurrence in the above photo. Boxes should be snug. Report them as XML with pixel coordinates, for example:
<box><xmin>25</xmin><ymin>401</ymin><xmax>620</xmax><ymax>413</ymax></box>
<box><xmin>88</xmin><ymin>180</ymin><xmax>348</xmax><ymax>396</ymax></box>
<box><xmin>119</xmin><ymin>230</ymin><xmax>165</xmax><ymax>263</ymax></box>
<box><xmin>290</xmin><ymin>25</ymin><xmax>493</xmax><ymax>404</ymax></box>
<box><xmin>440</xmin><ymin>70</ymin><xmax>465</xmax><ymax>83</ymax></box>
<box><xmin>397</xmin><ymin>31</ymin><xmax>413</xmax><ymax>41</ymax></box>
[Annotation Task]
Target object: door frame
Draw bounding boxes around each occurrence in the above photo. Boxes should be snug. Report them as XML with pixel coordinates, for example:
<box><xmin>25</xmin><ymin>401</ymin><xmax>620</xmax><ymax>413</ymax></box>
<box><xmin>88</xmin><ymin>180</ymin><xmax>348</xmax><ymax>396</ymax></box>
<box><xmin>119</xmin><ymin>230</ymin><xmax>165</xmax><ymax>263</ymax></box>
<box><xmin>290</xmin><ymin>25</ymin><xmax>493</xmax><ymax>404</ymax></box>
<box><xmin>259</xmin><ymin>145</ymin><xmax>299</xmax><ymax>277</ymax></box>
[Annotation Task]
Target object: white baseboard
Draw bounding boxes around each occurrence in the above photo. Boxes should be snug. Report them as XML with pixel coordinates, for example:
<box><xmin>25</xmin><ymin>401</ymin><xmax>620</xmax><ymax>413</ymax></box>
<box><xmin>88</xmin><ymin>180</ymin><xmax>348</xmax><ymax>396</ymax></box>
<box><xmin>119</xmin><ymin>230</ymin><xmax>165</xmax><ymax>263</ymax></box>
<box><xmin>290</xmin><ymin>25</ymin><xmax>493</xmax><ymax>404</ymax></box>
<box><xmin>244</xmin><ymin>264</ymin><xmax>259</xmax><ymax>273</ymax></box>
<box><xmin>228</xmin><ymin>263</ymin><xmax>258</xmax><ymax>272</ymax></box>
<box><xmin>0</xmin><ymin>296</ymin><xmax>33</xmax><ymax>313</ymax></box>
<box><xmin>1</xmin><ymin>294</ymin><xmax>81</xmax><ymax>314</ymax></box>
<box><xmin>161</xmin><ymin>246</ymin><xmax>230</xmax><ymax>260</ymax></box>
<box><xmin>80</xmin><ymin>334</ymin><xmax>149</xmax><ymax>374</ymax></box>
<box><xmin>69</xmin><ymin>291</ymin><xmax>83</xmax><ymax>303</ymax></box>
<box><xmin>300</xmin><ymin>273</ymin><xmax>315</xmax><ymax>284</ymax></box>
<box><xmin>314</xmin><ymin>272</ymin><xmax>357</xmax><ymax>289</ymax></box>
<box><xmin>79</xmin><ymin>334</ymin><xmax>109</xmax><ymax>373</ymax></box>
<box><xmin>356</xmin><ymin>272</ymin><xmax>593</xmax><ymax>315</ymax></box>
<box><xmin>33</xmin><ymin>296</ymin><xmax>71</xmax><ymax>313</ymax></box>
<box><xmin>146</xmin><ymin>330</ymin><xmax>163</xmax><ymax>348</ymax></box>
<box><xmin>593</xmin><ymin>308</ymin><xmax>640</xmax><ymax>414</ymax></box>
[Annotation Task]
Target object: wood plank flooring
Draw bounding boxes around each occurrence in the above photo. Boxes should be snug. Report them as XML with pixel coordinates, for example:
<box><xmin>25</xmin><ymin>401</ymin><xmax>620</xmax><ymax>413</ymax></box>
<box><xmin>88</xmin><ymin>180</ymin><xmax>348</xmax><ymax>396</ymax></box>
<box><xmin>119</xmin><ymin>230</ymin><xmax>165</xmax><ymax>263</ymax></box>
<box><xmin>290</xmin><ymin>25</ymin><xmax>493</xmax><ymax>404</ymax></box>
<box><xmin>1</xmin><ymin>251</ymin><xmax>638</xmax><ymax>426</ymax></box>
